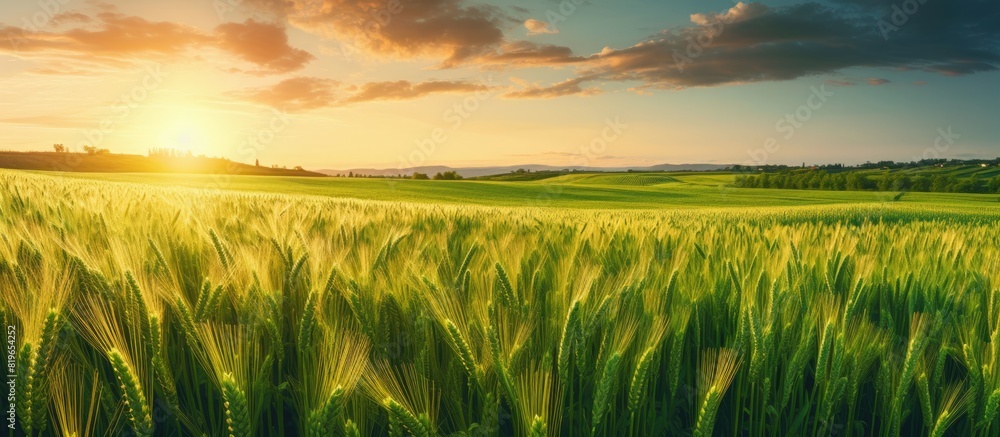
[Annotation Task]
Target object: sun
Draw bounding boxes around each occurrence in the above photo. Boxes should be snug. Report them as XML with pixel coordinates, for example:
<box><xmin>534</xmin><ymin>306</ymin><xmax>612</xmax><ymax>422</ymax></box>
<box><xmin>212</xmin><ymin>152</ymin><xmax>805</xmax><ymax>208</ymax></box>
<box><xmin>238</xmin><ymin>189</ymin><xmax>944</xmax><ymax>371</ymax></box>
<box><xmin>156</xmin><ymin>119</ymin><xmax>210</xmax><ymax>156</ymax></box>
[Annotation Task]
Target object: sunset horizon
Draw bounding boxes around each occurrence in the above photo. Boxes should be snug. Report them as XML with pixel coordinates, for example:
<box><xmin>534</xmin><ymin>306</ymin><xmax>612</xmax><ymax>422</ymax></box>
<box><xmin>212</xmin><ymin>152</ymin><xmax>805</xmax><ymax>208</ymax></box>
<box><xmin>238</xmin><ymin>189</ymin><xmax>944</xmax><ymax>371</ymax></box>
<box><xmin>2</xmin><ymin>0</ymin><xmax>997</xmax><ymax>170</ymax></box>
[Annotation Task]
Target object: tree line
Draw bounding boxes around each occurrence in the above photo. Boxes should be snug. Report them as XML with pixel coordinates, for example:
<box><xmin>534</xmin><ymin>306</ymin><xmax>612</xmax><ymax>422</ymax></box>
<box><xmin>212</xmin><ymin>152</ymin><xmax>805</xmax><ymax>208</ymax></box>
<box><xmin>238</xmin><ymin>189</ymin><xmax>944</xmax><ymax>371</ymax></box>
<box><xmin>732</xmin><ymin>170</ymin><xmax>1000</xmax><ymax>194</ymax></box>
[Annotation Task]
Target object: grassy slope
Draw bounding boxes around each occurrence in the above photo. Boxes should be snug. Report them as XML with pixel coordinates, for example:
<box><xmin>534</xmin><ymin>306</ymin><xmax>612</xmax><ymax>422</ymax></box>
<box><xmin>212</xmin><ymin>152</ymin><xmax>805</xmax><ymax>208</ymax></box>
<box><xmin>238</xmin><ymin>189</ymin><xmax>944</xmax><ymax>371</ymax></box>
<box><xmin>28</xmin><ymin>170</ymin><xmax>1000</xmax><ymax>211</ymax></box>
<box><xmin>0</xmin><ymin>151</ymin><xmax>326</xmax><ymax>177</ymax></box>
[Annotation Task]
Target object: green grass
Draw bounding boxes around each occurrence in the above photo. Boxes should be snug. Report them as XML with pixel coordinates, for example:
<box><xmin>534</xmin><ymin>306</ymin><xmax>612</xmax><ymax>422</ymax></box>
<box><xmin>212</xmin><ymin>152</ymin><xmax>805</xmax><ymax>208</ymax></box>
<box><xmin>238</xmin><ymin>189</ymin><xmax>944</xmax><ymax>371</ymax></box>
<box><xmin>3</xmin><ymin>169</ymin><xmax>1000</xmax><ymax>436</ymax></box>
<box><xmin>31</xmin><ymin>170</ymin><xmax>1000</xmax><ymax>211</ymax></box>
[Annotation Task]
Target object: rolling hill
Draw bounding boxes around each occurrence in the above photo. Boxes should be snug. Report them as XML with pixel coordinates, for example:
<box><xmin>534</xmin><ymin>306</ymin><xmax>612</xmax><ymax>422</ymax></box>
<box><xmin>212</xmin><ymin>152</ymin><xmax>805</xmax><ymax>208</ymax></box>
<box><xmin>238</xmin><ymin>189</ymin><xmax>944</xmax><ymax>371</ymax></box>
<box><xmin>317</xmin><ymin>163</ymin><xmax>729</xmax><ymax>178</ymax></box>
<box><xmin>0</xmin><ymin>151</ymin><xmax>326</xmax><ymax>177</ymax></box>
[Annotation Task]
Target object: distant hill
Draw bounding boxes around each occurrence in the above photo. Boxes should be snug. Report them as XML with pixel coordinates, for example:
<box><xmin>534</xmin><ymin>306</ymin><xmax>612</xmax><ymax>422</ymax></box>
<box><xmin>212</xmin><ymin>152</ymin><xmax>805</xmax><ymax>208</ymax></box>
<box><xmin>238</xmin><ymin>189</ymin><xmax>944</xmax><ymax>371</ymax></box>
<box><xmin>0</xmin><ymin>152</ymin><xmax>326</xmax><ymax>177</ymax></box>
<box><xmin>318</xmin><ymin>163</ymin><xmax>729</xmax><ymax>178</ymax></box>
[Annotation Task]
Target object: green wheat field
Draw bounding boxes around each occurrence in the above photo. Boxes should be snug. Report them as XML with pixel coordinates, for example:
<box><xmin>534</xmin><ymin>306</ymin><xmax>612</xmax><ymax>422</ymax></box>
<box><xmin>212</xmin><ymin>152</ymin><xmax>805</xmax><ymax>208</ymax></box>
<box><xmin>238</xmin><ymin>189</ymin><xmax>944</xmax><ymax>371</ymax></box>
<box><xmin>2</xmin><ymin>169</ymin><xmax>1000</xmax><ymax>436</ymax></box>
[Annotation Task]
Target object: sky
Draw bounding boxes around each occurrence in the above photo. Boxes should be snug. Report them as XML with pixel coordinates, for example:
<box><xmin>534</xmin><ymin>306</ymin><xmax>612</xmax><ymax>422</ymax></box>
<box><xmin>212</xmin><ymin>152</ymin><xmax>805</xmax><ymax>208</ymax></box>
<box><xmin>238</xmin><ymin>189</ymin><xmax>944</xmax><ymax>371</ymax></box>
<box><xmin>0</xmin><ymin>0</ymin><xmax>997</xmax><ymax>170</ymax></box>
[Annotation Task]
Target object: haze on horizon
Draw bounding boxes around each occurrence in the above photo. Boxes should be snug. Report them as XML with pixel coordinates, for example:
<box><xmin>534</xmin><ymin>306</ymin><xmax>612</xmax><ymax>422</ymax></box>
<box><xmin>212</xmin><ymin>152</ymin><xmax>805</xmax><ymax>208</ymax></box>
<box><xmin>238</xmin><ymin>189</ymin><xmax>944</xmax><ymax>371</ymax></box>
<box><xmin>0</xmin><ymin>0</ymin><xmax>997</xmax><ymax>171</ymax></box>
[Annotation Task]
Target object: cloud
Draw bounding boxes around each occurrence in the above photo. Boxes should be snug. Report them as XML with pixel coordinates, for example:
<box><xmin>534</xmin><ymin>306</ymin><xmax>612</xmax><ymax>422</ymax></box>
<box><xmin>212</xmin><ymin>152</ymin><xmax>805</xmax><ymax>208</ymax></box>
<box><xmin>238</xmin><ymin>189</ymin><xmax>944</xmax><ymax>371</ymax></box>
<box><xmin>1</xmin><ymin>12</ymin><xmax>212</xmax><ymax>56</ymax></box>
<box><xmin>232</xmin><ymin>76</ymin><xmax>494</xmax><ymax>109</ymax></box>
<box><xmin>47</xmin><ymin>12</ymin><xmax>93</xmax><ymax>26</ymax></box>
<box><xmin>503</xmin><ymin>76</ymin><xmax>601</xmax><ymax>99</ymax></box>
<box><xmin>826</xmin><ymin>79</ymin><xmax>856</xmax><ymax>86</ymax></box>
<box><xmin>1</xmin><ymin>11</ymin><xmax>314</xmax><ymax>75</ymax></box>
<box><xmin>517</xmin><ymin>1</ymin><xmax>999</xmax><ymax>97</ymax></box>
<box><xmin>230</xmin><ymin>77</ymin><xmax>339</xmax><ymax>111</ymax></box>
<box><xmin>478</xmin><ymin>41</ymin><xmax>584</xmax><ymax>66</ymax></box>
<box><xmin>342</xmin><ymin>80</ymin><xmax>492</xmax><ymax>104</ymax></box>
<box><xmin>524</xmin><ymin>19</ymin><xmax>557</xmax><ymax>35</ymax></box>
<box><xmin>866</xmin><ymin>78</ymin><xmax>890</xmax><ymax>85</ymax></box>
<box><xmin>241</xmin><ymin>0</ymin><xmax>583</xmax><ymax>68</ymax></box>
<box><xmin>215</xmin><ymin>19</ymin><xmax>314</xmax><ymax>74</ymax></box>
<box><xmin>690</xmin><ymin>1</ymin><xmax>769</xmax><ymax>26</ymax></box>
<box><xmin>245</xmin><ymin>0</ymin><xmax>509</xmax><ymax>67</ymax></box>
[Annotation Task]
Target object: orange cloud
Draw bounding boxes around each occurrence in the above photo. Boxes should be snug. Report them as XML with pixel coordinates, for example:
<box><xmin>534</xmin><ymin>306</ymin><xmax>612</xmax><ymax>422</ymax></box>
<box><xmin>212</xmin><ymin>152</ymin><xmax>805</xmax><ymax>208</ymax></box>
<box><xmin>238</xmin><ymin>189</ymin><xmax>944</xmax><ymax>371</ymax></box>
<box><xmin>216</xmin><ymin>19</ymin><xmax>315</xmax><ymax>75</ymax></box>
<box><xmin>230</xmin><ymin>77</ymin><xmax>339</xmax><ymax>111</ymax></box>
<box><xmin>480</xmin><ymin>41</ymin><xmax>583</xmax><ymax>66</ymax></box>
<box><xmin>1</xmin><ymin>12</ymin><xmax>314</xmax><ymax>75</ymax></box>
<box><xmin>524</xmin><ymin>19</ymin><xmax>557</xmax><ymax>35</ymax></box>
<box><xmin>503</xmin><ymin>76</ymin><xmax>601</xmax><ymax>99</ymax></box>
<box><xmin>3</xmin><ymin>12</ymin><xmax>211</xmax><ymax>56</ymax></box>
<box><xmin>232</xmin><ymin>76</ymin><xmax>494</xmax><ymax>109</ymax></box>
<box><xmin>342</xmin><ymin>80</ymin><xmax>492</xmax><ymax>104</ymax></box>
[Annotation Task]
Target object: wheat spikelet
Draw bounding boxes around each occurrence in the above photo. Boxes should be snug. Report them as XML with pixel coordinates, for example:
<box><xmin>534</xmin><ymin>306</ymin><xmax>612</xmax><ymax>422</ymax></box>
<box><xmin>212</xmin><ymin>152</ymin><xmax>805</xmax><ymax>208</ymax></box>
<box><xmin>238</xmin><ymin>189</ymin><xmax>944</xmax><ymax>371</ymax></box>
<box><xmin>73</xmin><ymin>294</ymin><xmax>152</xmax><ymax>436</ymax></box>
<box><xmin>49</xmin><ymin>364</ymin><xmax>102</xmax><ymax>437</ymax></box>
<box><xmin>386</xmin><ymin>398</ymin><xmax>431</xmax><ymax>437</ymax></box>
<box><xmin>1</xmin><ymin>263</ymin><xmax>72</xmax><ymax>434</ymax></box>
<box><xmin>344</xmin><ymin>419</ymin><xmax>361</xmax><ymax>437</ymax></box>
<box><xmin>694</xmin><ymin>348</ymin><xmax>741</xmax><ymax>437</ymax></box>
<box><xmin>591</xmin><ymin>352</ymin><xmax>622</xmax><ymax>433</ymax></box>
<box><xmin>298</xmin><ymin>290</ymin><xmax>319</xmax><ymax>354</ymax></box>
<box><xmin>890</xmin><ymin>313</ymin><xmax>931</xmax><ymax>434</ymax></box>
<box><xmin>173</xmin><ymin>295</ymin><xmax>199</xmax><ymax>345</ymax></box>
<box><xmin>557</xmin><ymin>300</ymin><xmax>581</xmax><ymax>383</ymax></box>
<box><xmin>109</xmin><ymin>349</ymin><xmax>153</xmax><ymax>436</ymax></box>
<box><xmin>529</xmin><ymin>415</ymin><xmax>547</xmax><ymax>437</ymax></box>
<box><xmin>454</xmin><ymin>245</ymin><xmax>477</xmax><ymax>289</ymax></box>
<box><xmin>445</xmin><ymin>319</ymin><xmax>478</xmax><ymax>386</ymax></box>
<box><xmin>668</xmin><ymin>309</ymin><xmax>691</xmax><ymax>398</ymax></box>
<box><xmin>149</xmin><ymin>314</ymin><xmax>178</xmax><ymax>410</ymax></box>
<box><xmin>916</xmin><ymin>370</ymin><xmax>933</xmax><ymax>429</ymax></box>
<box><xmin>193</xmin><ymin>279</ymin><xmax>212</xmax><ymax>321</ymax></box>
<box><xmin>363</xmin><ymin>361</ymin><xmax>439</xmax><ymax>433</ymax></box>
<box><xmin>221</xmin><ymin>374</ymin><xmax>251</xmax><ymax>437</ymax></box>
<box><xmin>494</xmin><ymin>262</ymin><xmax>517</xmax><ymax>309</ymax></box>
<box><xmin>25</xmin><ymin>309</ymin><xmax>65</xmax><ymax>433</ymax></box>
<box><xmin>488</xmin><ymin>323</ymin><xmax>516</xmax><ymax>403</ymax></box>
<box><xmin>931</xmin><ymin>383</ymin><xmax>971</xmax><ymax>437</ymax></box>
<box><xmin>628</xmin><ymin>347</ymin><xmax>656</xmax><ymax>414</ymax></box>
<box><xmin>209</xmin><ymin>229</ymin><xmax>231</xmax><ymax>270</ymax></box>
<box><xmin>196</xmin><ymin>323</ymin><xmax>263</xmax><ymax>436</ymax></box>
<box><xmin>307</xmin><ymin>387</ymin><xmax>344</xmax><ymax>437</ymax></box>
<box><xmin>302</xmin><ymin>325</ymin><xmax>368</xmax><ymax>436</ymax></box>
<box><xmin>516</xmin><ymin>364</ymin><xmax>561</xmax><ymax>437</ymax></box>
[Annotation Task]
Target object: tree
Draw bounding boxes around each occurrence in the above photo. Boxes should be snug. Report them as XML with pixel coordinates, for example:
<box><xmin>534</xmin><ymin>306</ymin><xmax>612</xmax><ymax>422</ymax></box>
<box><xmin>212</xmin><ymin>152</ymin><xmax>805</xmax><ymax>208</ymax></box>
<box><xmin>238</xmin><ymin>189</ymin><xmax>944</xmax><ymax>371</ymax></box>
<box><xmin>989</xmin><ymin>176</ymin><xmax>1000</xmax><ymax>193</ymax></box>
<box><xmin>432</xmin><ymin>171</ymin><xmax>463</xmax><ymax>180</ymax></box>
<box><xmin>255</xmin><ymin>159</ymin><xmax>260</xmax><ymax>167</ymax></box>
<box><xmin>81</xmin><ymin>145</ymin><xmax>109</xmax><ymax>155</ymax></box>
<box><xmin>349</xmin><ymin>171</ymin><xmax>354</xmax><ymax>178</ymax></box>
<box><xmin>846</xmin><ymin>173</ymin><xmax>864</xmax><ymax>191</ymax></box>
<box><xmin>412</xmin><ymin>172</ymin><xmax>430</xmax><ymax>180</ymax></box>
<box><xmin>53</xmin><ymin>144</ymin><xmax>66</xmax><ymax>153</ymax></box>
